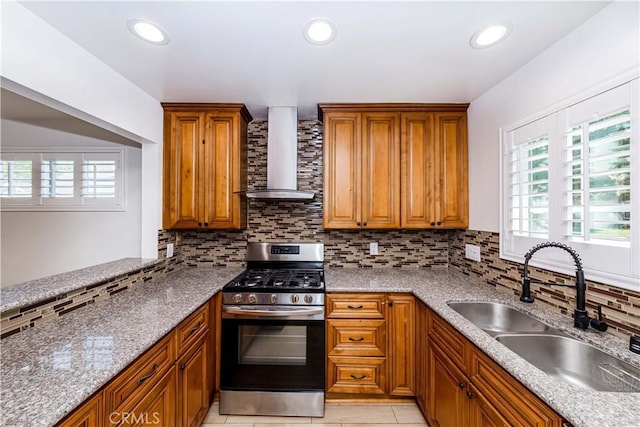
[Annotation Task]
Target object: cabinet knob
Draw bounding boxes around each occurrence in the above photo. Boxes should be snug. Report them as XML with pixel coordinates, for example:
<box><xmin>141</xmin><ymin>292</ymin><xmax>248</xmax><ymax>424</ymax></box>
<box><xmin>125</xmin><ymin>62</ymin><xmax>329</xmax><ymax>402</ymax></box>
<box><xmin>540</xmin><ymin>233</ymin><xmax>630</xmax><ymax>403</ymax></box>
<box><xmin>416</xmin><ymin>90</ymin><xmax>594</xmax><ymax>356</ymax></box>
<box><xmin>437</xmin><ymin>221</ymin><xmax>442</xmax><ymax>226</ymax></box>
<box><xmin>363</xmin><ymin>222</ymin><xmax>367</xmax><ymax>227</ymax></box>
<box><xmin>430</xmin><ymin>222</ymin><xmax>435</xmax><ymax>226</ymax></box>
<box><xmin>458</xmin><ymin>382</ymin><xmax>466</xmax><ymax>389</ymax></box>
<box><xmin>204</xmin><ymin>222</ymin><xmax>209</xmax><ymax>227</ymax></box>
<box><xmin>357</xmin><ymin>222</ymin><xmax>361</xmax><ymax>226</ymax></box>
<box><xmin>466</xmin><ymin>391</ymin><xmax>474</xmax><ymax>398</ymax></box>
<box><xmin>198</xmin><ymin>222</ymin><xmax>202</xmax><ymax>227</ymax></box>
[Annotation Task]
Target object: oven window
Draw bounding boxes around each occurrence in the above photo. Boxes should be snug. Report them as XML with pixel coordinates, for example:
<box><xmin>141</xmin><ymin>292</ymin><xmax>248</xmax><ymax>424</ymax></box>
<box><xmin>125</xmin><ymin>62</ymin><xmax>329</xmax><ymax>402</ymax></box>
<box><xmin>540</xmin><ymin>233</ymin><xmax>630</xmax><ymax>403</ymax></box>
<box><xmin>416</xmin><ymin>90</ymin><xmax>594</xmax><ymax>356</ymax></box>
<box><xmin>238</xmin><ymin>324</ymin><xmax>306</xmax><ymax>365</ymax></box>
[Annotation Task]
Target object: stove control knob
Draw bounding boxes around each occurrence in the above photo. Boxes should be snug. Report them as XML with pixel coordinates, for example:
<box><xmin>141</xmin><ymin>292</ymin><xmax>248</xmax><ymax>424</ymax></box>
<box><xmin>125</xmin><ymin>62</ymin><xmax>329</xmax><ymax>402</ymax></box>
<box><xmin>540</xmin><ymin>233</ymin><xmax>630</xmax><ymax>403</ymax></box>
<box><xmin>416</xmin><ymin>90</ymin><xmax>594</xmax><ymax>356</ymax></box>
<box><xmin>304</xmin><ymin>295</ymin><xmax>313</xmax><ymax>304</ymax></box>
<box><xmin>233</xmin><ymin>294</ymin><xmax>242</xmax><ymax>304</ymax></box>
<box><xmin>248</xmin><ymin>294</ymin><xmax>257</xmax><ymax>304</ymax></box>
<box><xmin>291</xmin><ymin>294</ymin><xmax>300</xmax><ymax>304</ymax></box>
<box><xmin>270</xmin><ymin>294</ymin><xmax>278</xmax><ymax>304</ymax></box>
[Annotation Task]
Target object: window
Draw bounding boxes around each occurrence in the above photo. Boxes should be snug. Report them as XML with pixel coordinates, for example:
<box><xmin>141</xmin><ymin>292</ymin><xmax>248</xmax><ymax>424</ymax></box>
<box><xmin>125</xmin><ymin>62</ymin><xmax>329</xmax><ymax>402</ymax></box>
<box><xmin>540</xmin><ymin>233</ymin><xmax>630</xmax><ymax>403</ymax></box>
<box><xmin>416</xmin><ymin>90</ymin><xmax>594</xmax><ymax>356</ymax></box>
<box><xmin>502</xmin><ymin>80</ymin><xmax>639</xmax><ymax>291</ymax></box>
<box><xmin>0</xmin><ymin>149</ymin><xmax>124</xmax><ymax>211</ymax></box>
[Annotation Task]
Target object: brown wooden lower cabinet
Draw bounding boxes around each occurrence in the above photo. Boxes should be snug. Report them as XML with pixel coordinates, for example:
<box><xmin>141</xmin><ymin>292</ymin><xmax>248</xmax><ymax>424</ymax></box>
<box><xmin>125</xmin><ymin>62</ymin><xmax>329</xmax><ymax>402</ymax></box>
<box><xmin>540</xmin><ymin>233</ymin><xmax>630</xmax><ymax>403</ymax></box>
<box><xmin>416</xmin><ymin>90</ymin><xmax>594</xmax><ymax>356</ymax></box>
<box><xmin>119</xmin><ymin>368</ymin><xmax>176</xmax><ymax>426</ymax></box>
<box><xmin>325</xmin><ymin>293</ymin><xmax>415</xmax><ymax>398</ymax></box>
<box><xmin>414</xmin><ymin>301</ymin><xmax>428</xmax><ymax>414</ymax></box>
<box><xmin>177</xmin><ymin>332</ymin><xmax>209</xmax><ymax>427</ymax></box>
<box><xmin>57</xmin><ymin>394</ymin><xmax>102</xmax><ymax>427</ymax></box>
<box><xmin>57</xmin><ymin>301</ymin><xmax>213</xmax><ymax>427</ymax></box>
<box><xmin>427</xmin><ymin>339</ymin><xmax>468</xmax><ymax>427</ymax></box>
<box><xmin>422</xmin><ymin>303</ymin><xmax>564</xmax><ymax>427</ymax></box>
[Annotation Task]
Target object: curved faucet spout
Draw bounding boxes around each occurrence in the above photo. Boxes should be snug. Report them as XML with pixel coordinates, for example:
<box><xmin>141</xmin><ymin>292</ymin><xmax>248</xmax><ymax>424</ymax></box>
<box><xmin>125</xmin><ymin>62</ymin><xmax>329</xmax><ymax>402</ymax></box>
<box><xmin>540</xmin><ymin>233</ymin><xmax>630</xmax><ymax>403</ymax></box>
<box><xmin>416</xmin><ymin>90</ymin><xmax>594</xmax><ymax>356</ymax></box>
<box><xmin>520</xmin><ymin>241</ymin><xmax>591</xmax><ymax>330</ymax></box>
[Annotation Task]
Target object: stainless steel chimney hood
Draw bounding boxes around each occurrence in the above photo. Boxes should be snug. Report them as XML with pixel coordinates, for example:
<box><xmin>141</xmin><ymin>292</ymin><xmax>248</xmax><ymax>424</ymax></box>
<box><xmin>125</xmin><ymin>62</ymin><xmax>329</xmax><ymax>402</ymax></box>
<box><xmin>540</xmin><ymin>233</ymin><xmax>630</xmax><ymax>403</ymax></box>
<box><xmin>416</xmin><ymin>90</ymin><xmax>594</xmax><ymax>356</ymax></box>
<box><xmin>243</xmin><ymin>107</ymin><xmax>315</xmax><ymax>200</ymax></box>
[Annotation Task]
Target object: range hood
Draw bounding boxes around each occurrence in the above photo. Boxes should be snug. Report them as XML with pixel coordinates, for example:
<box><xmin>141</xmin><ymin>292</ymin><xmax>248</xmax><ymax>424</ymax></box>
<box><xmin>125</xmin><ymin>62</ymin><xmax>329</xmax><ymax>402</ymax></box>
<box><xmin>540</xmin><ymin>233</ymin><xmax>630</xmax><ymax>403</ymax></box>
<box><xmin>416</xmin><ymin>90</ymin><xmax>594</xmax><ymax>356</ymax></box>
<box><xmin>243</xmin><ymin>107</ymin><xmax>315</xmax><ymax>200</ymax></box>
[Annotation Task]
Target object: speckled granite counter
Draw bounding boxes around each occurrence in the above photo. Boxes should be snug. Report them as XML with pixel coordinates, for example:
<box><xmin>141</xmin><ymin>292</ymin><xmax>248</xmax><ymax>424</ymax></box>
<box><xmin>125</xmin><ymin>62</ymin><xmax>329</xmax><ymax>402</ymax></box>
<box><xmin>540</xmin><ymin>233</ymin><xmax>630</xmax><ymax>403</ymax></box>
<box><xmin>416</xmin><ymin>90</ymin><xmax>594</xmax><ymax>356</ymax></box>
<box><xmin>325</xmin><ymin>268</ymin><xmax>640</xmax><ymax>427</ymax></box>
<box><xmin>0</xmin><ymin>258</ymin><xmax>160</xmax><ymax>314</ymax></box>
<box><xmin>0</xmin><ymin>267</ymin><xmax>243</xmax><ymax>427</ymax></box>
<box><xmin>2</xmin><ymin>267</ymin><xmax>639</xmax><ymax>426</ymax></box>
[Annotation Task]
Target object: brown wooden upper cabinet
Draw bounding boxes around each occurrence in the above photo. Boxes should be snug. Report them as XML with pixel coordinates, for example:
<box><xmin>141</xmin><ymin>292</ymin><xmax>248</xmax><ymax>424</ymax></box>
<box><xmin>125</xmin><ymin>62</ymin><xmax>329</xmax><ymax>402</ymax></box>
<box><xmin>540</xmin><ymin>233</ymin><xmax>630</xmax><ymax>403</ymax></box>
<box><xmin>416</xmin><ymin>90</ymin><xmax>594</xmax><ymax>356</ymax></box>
<box><xmin>319</xmin><ymin>104</ymin><xmax>469</xmax><ymax>229</ymax></box>
<box><xmin>162</xmin><ymin>103</ymin><xmax>252</xmax><ymax>230</ymax></box>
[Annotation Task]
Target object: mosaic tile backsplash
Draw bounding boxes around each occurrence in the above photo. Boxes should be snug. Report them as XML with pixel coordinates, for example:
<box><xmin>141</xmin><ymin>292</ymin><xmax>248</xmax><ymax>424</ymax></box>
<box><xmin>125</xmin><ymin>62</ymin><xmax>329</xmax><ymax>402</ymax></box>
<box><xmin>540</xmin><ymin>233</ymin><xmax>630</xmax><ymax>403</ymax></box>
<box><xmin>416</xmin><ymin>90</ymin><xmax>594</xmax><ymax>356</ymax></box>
<box><xmin>179</xmin><ymin>120</ymin><xmax>452</xmax><ymax>269</ymax></box>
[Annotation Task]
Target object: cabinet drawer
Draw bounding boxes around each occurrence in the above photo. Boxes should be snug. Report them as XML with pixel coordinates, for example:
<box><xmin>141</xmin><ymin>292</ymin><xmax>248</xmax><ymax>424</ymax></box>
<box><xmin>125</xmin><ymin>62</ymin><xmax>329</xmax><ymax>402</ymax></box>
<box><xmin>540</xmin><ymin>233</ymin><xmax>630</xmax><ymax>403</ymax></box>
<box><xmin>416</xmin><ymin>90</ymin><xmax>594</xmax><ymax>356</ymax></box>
<box><xmin>428</xmin><ymin>311</ymin><xmax>468</xmax><ymax>372</ymax></box>
<box><xmin>104</xmin><ymin>332</ymin><xmax>175</xmax><ymax>418</ymax></box>
<box><xmin>176</xmin><ymin>303</ymin><xmax>209</xmax><ymax>355</ymax></box>
<box><xmin>326</xmin><ymin>294</ymin><xmax>385</xmax><ymax>319</ymax></box>
<box><xmin>327</xmin><ymin>356</ymin><xmax>386</xmax><ymax>395</ymax></box>
<box><xmin>469</xmin><ymin>348</ymin><xmax>563</xmax><ymax>427</ymax></box>
<box><xmin>327</xmin><ymin>319</ymin><xmax>385</xmax><ymax>356</ymax></box>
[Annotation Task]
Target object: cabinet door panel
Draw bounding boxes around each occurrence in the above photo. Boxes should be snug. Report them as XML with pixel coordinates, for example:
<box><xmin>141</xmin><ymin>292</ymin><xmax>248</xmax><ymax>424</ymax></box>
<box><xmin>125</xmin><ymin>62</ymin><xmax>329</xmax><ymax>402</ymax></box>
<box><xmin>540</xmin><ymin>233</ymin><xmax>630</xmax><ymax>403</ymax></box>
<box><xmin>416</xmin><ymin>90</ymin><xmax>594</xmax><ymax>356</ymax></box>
<box><xmin>163</xmin><ymin>112</ymin><xmax>204</xmax><ymax>229</ymax></box>
<box><xmin>362</xmin><ymin>113</ymin><xmax>400</xmax><ymax>228</ymax></box>
<box><xmin>415</xmin><ymin>301</ymin><xmax>429</xmax><ymax>416</ymax></box>
<box><xmin>323</xmin><ymin>113</ymin><xmax>362</xmax><ymax>228</ymax></box>
<box><xmin>434</xmin><ymin>112</ymin><xmax>468</xmax><ymax>228</ymax></box>
<box><xmin>427</xmin><ymin>340</ymin><xmax>468</xmax><ymax>427</ymax></box>
<box><xmin>57</xmin><ymin>394</ymin><xmax>102</xmax><ymax>427</ymax></box>
<box><xmin>387</xmin><ymin>294</ymin><xmax>415</xmax><ymax>396</ymax></box>
<box><xmin>204</xmin><ymin>114</ymin><xmax>239</xmax><ymax>228</ymax></box>
<box><xmin>469</xmin><ymin>384</ymin><xmax>512</xmax><ymax>427</ymax></box>
<box><xmin>119</xmin><ymin>368</ymin><xmax>176</xmax><ymax>427</ymax></box>
<box><xmin>401</xmin><ymin>112</ymin><xmax>436</xmax><ymax>228</ymax></box>
<box><xmin>178</xmin><ymin>333</ymin><xmax>209</xmax><ymax>427</ymax></box>
<box><xmin>469</xmin><ymin>348</ymin><xmax>562</xmax><ymax>427</ymax></box>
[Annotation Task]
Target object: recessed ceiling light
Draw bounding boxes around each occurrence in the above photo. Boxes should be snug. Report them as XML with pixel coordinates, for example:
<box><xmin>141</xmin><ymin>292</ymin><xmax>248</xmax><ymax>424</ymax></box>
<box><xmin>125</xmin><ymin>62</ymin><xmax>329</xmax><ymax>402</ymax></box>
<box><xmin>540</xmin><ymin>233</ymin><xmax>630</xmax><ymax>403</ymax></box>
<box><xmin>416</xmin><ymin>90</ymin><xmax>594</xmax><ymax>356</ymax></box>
<box><xmin>470</xmin><ymin>21</ymin><xmax>512</xmax><ymax>49</ymax></box>
<box><xmin>303</xmin><ymin>18</ymin><xmax>337</xmax><ymax>45</ymax></box>
<box><xmin>127</xmin><ymin>19</ymin><xmax>169</xmax><ymax>45</ymax></box>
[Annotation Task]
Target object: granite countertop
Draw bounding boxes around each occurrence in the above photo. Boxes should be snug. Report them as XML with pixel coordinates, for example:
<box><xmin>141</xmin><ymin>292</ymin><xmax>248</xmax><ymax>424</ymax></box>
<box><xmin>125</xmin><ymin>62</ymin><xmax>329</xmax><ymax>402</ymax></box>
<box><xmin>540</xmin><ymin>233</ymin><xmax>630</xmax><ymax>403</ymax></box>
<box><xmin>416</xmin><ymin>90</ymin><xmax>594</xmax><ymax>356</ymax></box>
<box><xmin>325</xmin><ymin>268</ymin><xmax>640</xmax><ymax>427</ymax></box>
<box><xmin>0</xmin><ymin>258</ymin><xmax>160</xmax><ymax>314</ymax></box>
<box><xmin>0</xmin><ymin>267</ymin><xmax>244</xmax><ymax>427</ymax></box>
<box><xmin>2</xmin><ymin>267</ymin><xmax>639</xmax><ymax>426</ymax></box>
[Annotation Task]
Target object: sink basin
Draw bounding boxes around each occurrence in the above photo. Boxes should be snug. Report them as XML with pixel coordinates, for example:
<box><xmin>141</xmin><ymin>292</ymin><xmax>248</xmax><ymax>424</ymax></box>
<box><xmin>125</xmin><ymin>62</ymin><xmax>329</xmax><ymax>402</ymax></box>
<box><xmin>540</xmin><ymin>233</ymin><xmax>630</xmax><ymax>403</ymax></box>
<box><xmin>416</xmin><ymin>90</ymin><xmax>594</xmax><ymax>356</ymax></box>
<box><xmin>447</xmin><ymin>302</ymin><xmax>555</xmax><ymax>336</ymax></box>
<box><xmin>496</xmin><ymin>334</ymin><xmax>640</xmax><ymax>392</ymax></box>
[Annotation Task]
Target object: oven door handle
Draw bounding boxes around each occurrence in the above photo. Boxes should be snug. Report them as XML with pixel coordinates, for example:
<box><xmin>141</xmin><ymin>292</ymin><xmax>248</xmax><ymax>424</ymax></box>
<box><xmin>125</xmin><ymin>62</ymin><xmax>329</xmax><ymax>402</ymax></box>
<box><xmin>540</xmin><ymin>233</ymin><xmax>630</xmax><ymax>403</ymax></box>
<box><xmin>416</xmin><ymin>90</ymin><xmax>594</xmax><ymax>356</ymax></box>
<box><xmin>222</xmin><ymin>306</ymin><xmax>324</xmax><ymax>318</ymax></box>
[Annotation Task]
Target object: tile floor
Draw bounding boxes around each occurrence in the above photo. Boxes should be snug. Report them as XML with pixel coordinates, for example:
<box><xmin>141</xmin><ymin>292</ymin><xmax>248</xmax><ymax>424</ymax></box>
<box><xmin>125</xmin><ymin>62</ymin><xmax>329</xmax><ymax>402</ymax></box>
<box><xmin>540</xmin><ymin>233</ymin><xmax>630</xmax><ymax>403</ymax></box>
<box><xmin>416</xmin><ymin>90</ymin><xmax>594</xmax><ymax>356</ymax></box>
<box><xmin>202</xmin><ymin>402</ymin><xmax>428</xmax><ymax>427</ymax></box>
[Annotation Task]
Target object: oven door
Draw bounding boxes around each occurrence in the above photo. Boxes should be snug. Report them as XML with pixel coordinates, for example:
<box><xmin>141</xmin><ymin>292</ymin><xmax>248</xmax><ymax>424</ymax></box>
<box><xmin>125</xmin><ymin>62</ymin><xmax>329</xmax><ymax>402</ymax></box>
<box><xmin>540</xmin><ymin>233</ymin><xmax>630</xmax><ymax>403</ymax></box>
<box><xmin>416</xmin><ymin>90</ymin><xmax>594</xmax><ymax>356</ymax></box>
<box><xmin>220</xmin><ymin>305</ymin><xmax>325</xmax><ymax>392</ymax></box>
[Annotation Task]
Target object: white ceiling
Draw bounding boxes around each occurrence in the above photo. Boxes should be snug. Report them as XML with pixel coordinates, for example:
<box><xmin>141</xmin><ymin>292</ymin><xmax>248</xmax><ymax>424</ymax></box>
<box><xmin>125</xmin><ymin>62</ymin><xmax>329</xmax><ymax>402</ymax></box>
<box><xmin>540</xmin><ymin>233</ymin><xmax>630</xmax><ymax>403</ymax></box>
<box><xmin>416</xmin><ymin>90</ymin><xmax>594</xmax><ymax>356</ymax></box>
<box><xmin>12</xmin><ymin>1</ymin><xmax>610</xmax><ymax>120</ymax></box>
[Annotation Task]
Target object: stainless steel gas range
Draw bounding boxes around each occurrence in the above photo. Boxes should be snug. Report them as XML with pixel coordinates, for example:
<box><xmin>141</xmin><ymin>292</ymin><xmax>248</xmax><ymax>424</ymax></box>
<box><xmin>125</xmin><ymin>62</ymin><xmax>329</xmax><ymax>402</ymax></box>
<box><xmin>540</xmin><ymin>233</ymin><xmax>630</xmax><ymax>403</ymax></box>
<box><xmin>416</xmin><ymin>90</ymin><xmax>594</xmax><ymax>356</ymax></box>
<box><xmin>219</xmin><ymin>242</ymin><xmax>325</xmax><ymax>417</ymax></box>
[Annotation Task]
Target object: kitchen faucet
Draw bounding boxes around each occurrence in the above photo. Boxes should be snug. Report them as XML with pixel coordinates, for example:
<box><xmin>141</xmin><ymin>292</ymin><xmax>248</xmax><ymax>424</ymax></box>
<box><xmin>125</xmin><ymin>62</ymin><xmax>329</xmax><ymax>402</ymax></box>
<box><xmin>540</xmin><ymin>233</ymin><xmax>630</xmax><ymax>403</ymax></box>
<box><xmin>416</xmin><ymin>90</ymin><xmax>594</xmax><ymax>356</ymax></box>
<box><xmin>520</xmin><ymin>241</ymin><xmax>607</xmax><ymax>331</ymax></box>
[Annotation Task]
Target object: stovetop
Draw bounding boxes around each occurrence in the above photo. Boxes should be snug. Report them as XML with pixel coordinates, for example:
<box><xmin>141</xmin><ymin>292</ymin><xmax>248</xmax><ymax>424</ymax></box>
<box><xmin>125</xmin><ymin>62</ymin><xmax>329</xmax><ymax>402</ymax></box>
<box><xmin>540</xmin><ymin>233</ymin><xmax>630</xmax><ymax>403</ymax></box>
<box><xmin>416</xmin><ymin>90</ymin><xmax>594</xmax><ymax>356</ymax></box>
<box><xmin>223</xmin><ymin>268</ymin><xmax>324</xmax><ymax>292</ymax></box>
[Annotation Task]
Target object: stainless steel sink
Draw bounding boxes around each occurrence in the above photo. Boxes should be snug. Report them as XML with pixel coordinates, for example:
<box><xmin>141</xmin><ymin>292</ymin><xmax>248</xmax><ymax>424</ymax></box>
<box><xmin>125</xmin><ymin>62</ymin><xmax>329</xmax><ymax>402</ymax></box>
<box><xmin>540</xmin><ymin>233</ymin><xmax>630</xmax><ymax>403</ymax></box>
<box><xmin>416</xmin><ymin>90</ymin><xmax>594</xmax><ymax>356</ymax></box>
<box><xmin>496</xmin><ymin>334</ymin><xmax>640</xmax><ymax>392</ymax></box>
<box><xmin>447</xmin><ymin>301</ymin><xmax>557</xmax><ymax>336</ymax></box>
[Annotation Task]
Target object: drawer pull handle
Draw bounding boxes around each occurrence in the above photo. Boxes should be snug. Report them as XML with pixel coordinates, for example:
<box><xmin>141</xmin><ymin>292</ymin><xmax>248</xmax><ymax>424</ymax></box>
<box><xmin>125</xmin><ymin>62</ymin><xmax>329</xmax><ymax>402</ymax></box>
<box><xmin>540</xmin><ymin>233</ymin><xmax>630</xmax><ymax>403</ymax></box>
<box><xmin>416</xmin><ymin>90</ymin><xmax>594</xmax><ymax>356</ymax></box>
<box><xmin>348</xmin><ymin>337</ymin><xmax>364</xmax><ymax>342</ymax></box>
<box><xmin>189</xmin><ymin>322</ymin><xmax>202</xmax><ymax>336</ymax></box>
<box><xmin>137</xmin><ymin>363</ymin><xmax>158</xmax><ymax>385</ymax></box>
<box><xmin>350</xmin><ymin>374</ymin><xmax>366</xmax><ymax>380</ymax></box>
<box><xmin>347</xmin><ymin>305</ymin><xmax>364</xmax><ymax>309</ymax></box>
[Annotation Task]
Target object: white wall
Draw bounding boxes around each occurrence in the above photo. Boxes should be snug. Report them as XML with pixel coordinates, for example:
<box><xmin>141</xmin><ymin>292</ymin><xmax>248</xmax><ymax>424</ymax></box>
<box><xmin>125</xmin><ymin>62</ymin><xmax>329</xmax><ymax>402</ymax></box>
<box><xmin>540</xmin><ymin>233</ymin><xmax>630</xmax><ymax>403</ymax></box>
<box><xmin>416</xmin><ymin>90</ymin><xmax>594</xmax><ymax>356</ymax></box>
<box><xmin>467</xmin><ymin>1</ymin><xmax>640</xmax><ymax>232</ymax></box>
<box><xmin>0</xmin><ymin>120</ymin><xmax>143</xmax><ymax>286</ymax></box>
<box><xmin>1</xmin><ymin>1</ymin><xmax>162</xmax><ymax>265</ymax></box>
<box><xmin>0</xmin><ymin>1</ymin><xmax>163</xmax><ymax>145</ymax></box>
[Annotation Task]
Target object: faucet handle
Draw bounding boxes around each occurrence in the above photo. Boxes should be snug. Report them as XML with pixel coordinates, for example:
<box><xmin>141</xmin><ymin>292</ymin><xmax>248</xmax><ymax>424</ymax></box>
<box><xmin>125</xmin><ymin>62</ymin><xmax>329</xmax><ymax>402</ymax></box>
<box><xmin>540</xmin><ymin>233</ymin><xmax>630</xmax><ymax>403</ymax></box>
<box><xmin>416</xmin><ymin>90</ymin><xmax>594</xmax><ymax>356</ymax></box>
<box><xmin>590</xmin><ymin>305</ymin><xmax>608</xmax><ymax>332</ymax></box>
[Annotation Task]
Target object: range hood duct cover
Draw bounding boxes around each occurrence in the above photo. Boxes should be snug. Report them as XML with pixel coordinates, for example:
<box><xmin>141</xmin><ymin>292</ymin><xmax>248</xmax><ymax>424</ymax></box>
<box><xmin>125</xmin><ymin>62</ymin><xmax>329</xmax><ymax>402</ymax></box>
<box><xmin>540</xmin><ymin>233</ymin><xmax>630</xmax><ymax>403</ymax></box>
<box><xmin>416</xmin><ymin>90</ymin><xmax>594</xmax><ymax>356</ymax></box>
<box><xmin>243</xmin><ymin>107</ymin><xmax>315</xmax><ymax>200</ymax></box>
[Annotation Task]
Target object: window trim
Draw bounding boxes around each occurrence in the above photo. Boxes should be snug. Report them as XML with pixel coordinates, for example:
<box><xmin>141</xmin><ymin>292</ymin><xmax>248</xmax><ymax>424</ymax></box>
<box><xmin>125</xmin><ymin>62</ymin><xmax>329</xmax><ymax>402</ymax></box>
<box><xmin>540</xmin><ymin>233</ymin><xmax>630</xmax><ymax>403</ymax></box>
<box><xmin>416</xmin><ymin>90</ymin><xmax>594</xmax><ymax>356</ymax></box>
<box><xmin>0</xmin><ymin>147</ymin><xmax>126</xmax><ymax>212</ymax></box>
<box><xmin>500</xmin><ymin>78</ymin><xmax>639</xmax><ymax>292</ymax></box>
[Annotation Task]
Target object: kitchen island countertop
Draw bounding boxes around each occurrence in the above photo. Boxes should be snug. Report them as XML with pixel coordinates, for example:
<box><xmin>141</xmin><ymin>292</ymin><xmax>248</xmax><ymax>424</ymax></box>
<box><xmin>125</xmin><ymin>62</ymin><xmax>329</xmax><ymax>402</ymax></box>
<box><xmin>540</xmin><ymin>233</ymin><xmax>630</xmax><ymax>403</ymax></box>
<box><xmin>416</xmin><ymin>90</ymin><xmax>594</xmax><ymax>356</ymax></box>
<box><xmin>1</xmin><ymin>266</ymin><xmax>638</xmax><ymax>427</ymax></box>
